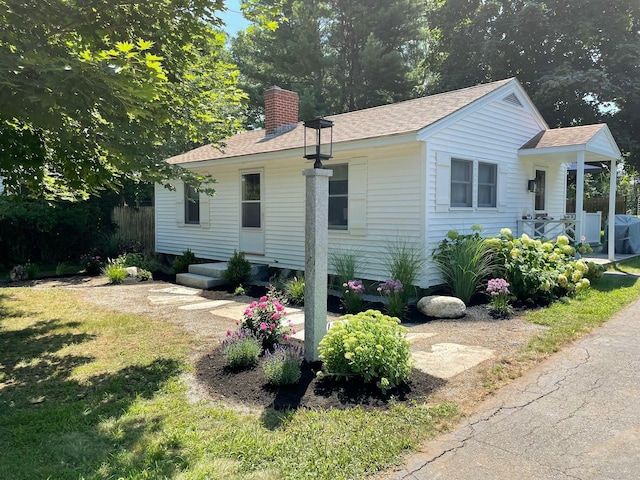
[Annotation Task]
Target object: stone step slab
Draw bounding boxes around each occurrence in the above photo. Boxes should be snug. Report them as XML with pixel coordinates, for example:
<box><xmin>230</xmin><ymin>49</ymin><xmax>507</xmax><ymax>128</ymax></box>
<box><xmin>412</xmin><ymin>343</ymin><xmax>495</xmax><ymax>379</ymax></box>
<box><xmin>178</xmin><ymin>300</ymin><xmax>234</xmax><ymax>310</ymax></box>
<box><xmin>187</xmin><ymin>262</ymin><xmax>269</xmax><ymax>282</ymax></box>
<box><xmin>176</xmin><ymin>273</ymin><xmax>226</xmax><ymax>290</ymax></box>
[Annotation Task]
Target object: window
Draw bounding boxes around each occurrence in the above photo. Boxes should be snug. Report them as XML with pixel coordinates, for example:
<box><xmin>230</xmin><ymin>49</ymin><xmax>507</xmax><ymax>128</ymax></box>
<box><xmin>451</xmin><ymin>159</ymin><xmax>473</xmax><ymax>207</ymax></box>
<box><xmin>449</xmin><ymin>158</ymin><xmax>498</xmax><ymax>209</ymax></box>
<box><xmin>329</xmin><ymin>164</ymin><xmax>348</xmax><ymax>230</ymax></box>
<box><xmin>241</xmin><ymin>173</ymin><xmax>261</xmax><ymax>228</ymax></box>
<box><xmin>184</xmin><ymin>184</ymin><xmax>200</xmax><ymax>224</ymax></box>
<box><xmin>478</xmin><ymin>162</ymin><xmax>497</xmax><ymax>208</ymax></box>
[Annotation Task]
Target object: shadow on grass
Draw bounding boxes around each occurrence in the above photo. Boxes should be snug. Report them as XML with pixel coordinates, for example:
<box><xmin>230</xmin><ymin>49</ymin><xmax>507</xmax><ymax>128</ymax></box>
<box><xmin>593</xmin><ymin>274</ymin><xmax>638</xmax><ymax>293</ymax></box>
<box><xmin>0</xmin><ymin>304</ymin><xmax>184</xmax><ymax>479</ymax></box>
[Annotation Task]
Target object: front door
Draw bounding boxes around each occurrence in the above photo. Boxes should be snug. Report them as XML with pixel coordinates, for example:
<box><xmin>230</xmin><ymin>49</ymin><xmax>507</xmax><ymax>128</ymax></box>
<box><xmin>239</xmin><ymin>171</ymin><xmax>264</xmax><ymax>255</ymax></box>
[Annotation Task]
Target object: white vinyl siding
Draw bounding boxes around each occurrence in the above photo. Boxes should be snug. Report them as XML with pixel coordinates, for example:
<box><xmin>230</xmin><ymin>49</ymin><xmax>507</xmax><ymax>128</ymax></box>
<box><xmin>155</xmin><ymin>142</ymin><xmax>423</xmax><ymax>284</ymax></box>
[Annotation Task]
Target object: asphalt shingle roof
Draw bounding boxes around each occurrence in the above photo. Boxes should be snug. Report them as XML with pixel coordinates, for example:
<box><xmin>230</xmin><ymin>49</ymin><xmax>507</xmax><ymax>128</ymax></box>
<box><xmin>520</xmin><ymin>124</ymin><xmax>606</xmax><ymax>150</ymax></box>
<box><xmin>167</xmin><ymin>78</ymin><xmax>515</xmax><ymax>165</ymax></box>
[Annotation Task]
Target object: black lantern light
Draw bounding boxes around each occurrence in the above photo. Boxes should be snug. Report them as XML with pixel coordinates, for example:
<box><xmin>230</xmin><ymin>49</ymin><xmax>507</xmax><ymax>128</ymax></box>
<box><xmin>303</xmin><ymin>117</ymin><xmax>333</xmax><ymax>168</ymax></box>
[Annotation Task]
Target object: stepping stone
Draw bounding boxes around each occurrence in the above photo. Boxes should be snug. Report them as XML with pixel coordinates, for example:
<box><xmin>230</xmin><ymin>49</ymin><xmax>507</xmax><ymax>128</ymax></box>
<box><xmin>285</xmin><ymin>312</ymin><xmax>306</xmax><ymax>326</ymax></box>
<box><xmin>178</xmin><ymin>300</ymin><xmax>233</xmax><ymax>310</ymax></box>
<box><xmin>407</xmin><ymin>332</ymin><xmax>438</xmax><ymax>343</ymax></box>
<box><xmin>412</xmin><ymin>343</ymin><xmax>495</xmax><ymax>379</ymax></box>
<box><xmin>148</xmin><ymin>286</ymin><xmax>201</xmax><ymax>295</ymax></box>
<box><xmin>148</xmin><ymin>295</ymin><xmax>204</xmax><ymax>305</ymax></box>
<box><xmin>285</xmin><ymin>307</ymin><xmax>303</xmax><ymax>315</ymax></box>
<box><xmin>210</xmin><ymin>303</ymin><xmax>251</xmax><ymax>320</ymax></box>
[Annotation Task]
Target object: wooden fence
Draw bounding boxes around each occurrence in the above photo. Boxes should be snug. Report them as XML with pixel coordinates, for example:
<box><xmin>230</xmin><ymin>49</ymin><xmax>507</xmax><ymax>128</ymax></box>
<box><xmin>566</xmin><ymin>196</ymin><xmax>627</xmax><ymax>229</ymax></box>
<box><xmin>111</xmin><ymin>206</ymin><xmax>155</xmax><ymax>255</ymax></box>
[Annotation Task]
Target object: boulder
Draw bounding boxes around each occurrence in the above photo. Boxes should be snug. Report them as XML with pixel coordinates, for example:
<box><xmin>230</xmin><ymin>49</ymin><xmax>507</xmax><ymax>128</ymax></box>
<box><xmin>417</xmin><ymin>295</ymin><xmax>466</xmax><ymax>319</ymax></box>
<box><xmin>10</xmin><ymin>265</ymin><xmax>28</xmax><ymax>282</ymax></box>
<box><xmin>124</xmin><ymin>266</ymin><xmax>138</xmax><ymax>277</ymax></box>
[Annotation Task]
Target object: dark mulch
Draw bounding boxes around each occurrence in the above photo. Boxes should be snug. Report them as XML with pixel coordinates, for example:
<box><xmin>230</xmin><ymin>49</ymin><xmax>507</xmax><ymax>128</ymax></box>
<box><xmin>195</xmin><ymin>338</ymin><xmax>446</xmax><ymax>411</ymax></box>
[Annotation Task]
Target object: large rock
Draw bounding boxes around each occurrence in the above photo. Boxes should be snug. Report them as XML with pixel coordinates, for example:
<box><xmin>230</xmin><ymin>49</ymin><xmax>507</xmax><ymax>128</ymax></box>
<box><xmin>417</xmin><ymin>295</ymin><xmax>466</xmax><ymax>319</ymax></box>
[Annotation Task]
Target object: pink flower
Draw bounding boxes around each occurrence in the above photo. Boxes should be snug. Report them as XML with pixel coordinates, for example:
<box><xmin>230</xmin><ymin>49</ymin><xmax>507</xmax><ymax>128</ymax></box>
<box><xmin>226</xmin><ymin>330</ymin><xmax>232</xmax><ymax>336</ymax></box>
<box><xmin>276</xmin><ymin>304</ymin><xmax>284</xmax><ymax>312</ymax></box>
<box><xmin>235</xmin><ymin>320</ymin><xmax>239</xmax><ymax>325</ymax></box>
<box><xmin>250</xmin><ymin>301</ymin><xmax>258</xmax><ymax>308</ymax></box>
<box><xmin>288</xmin><ymin>321</ymin><xmax>294</xmax><ymax>327</ymax></box>
<box><xmin>259</xmin><ymin>296</ymin><xmax>267</xmax><ymax>302</ymax></box>
<box><xmin>270</xmin><ymin>323</ymin><xmax>276</xmax><ymax>329</ymax></box>
<box><xmin>284</xmin><ymin>334</ymin><xmax>290</xmax><ymax>341</ymax></box>
<box><xmin>259</xmin><ymin>322</ymin><xmax>267</xmax><ymax>331</ymax></box>
<box><xmin>245</xmin><ymin>311</ymin><xmax>253</xmax><ymax>317</ymax></box>
<box><xmin>258</xmin><ymin>302</ymin><xmax>267</xmax><ymax>308</ymax></box>
<box><xmin>292</xmin><ymin>329</ymin><xmax>297</xmax><ymax>334</ymax></box>
<box><xmin>271</xmin><ymin>312</ymin><xmax>280</xmax><ymax>320</ymax></box>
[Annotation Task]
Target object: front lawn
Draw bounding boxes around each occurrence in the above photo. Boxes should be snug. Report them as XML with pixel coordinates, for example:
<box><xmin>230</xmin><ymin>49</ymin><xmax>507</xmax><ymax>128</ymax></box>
<box><xmin>1</xmin><ymin>259</ymin><xmax>639</xmax><ymax>479</ymax></box>
<box><xmin>0</xmin><ymin>288</ymin><xmax>457</xmax><ymax>480</ymax></box>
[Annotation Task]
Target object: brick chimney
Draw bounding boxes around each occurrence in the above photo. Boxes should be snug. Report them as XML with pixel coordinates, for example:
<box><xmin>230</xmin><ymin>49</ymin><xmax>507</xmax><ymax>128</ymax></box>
<box><xmin>264</xmin><ymin>86</ymin><xmax>299</xmax><ymax>136</ymax></box>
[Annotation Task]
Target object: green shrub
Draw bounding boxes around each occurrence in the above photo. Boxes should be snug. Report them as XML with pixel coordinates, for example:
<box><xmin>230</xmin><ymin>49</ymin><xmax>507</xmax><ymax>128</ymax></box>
<box><xmin>384</xmin><ymin>239</ymin><xmax>426</xmax><ymax>302</ymax></box>
<box><xmin>172</xmin><ymin>249</ymin><xmax>196</xmax><ymax>273</ymax></box>
<box><xmin>80</xmin><ymin>254</ymin><xmax>103</xmax><ymax>275</ymax></box>
<box><xmin>342</xmin><ymin>279</ymin><xmax>366</xmax><ymax>314</ymax></box>
<box><xmin>432</xmin><ymin>228</ymin><xmax>500</xmax><ymax>304</ymax></box>
<box><xmin>284</xmin><ymin>276</ymin><xmax>305</xmax><ymax>306</ymax></box>
<box><xmin>263</xmin><ymin>345</ymin><xmax>303</xmax><ymax>386</ymax></box>
<box><xmin>223</xmin><ymin>250</ymin><xmax>252</xmax><ymax>288</ymax></box>
<box><xmin>24</xmin><ymin>262</ymin><xmax>39</xmax><ymax>279</ymax></box>
<box><xmin>330</xmin><ymin>249</ymin><xmax>364</xmax><ymax>288</ymax></box>
<box><xmin>55</xmin><ymin>262</ymin><xmax>73</xmax><ymax>275</ymax></box>
<box><xmin>222</xmin><ymin>330</ymin><xmax>262</xmax><ymax>370</ymax></box>
<box><xmin>103</xmin><ymin>264</ymin><xmax>127</xmax><ymax>284</ymax></box>
<box><xmin>234</xmin><ymin>284</ymin><xmax>246</xmax><ymax>296</ymax></box>
<box><xmin>136</xmin><ymin>269</ymin><xmax>152</xmax><ymax>281</ymax></box>
<box><xmin>486</xmin><ymin>230</ymin><xmax>594</xmax><ymax>304</ymax></box>
<box><xmin>318</xmin><ymin>310</ymin><xmax>412</xmax><ymax>394</ymax></box>
<box><xmin>112</xmin><ymin>252</ymin><xmax>145</xmax><ymax>268</ymax></box>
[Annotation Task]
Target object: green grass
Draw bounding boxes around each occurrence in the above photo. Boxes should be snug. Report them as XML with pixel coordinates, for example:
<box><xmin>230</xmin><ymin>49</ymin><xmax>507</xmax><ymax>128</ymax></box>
<box><xmin>0</xmin><ymin>288</ymin><xmax>458</xmax><ymax>480</ymax></box>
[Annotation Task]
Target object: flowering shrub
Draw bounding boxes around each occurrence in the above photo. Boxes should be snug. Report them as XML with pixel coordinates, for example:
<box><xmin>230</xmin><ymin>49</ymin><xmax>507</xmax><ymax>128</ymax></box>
<box><xmin>377</xmin><ymin>279</ymin><xmax>407</xmax><ymax>318</ymax></box>
<box><xmin>240</xmin><ymin>288</ymin><xmax>293</xmax><ymax>351</ymax></box>
<box><xmin>488</xmin><ymin>231</ymin><xmax>597</xmax><ymax>304</ymax></box>
<box><xmin>81</xmin><ymin>254</ymin><xmax>102</xmax><ymax>275</ymax></box>
<box><xmin>486</xmin><ymin>278</ymin><xmax>512</xmax><ymax>318</ymax></box>
<box><xmin>222</xmin><ymin>329</ymin><xmax>261</xmax><ymax>370</ymax></box>
<box><xmin>342</xmin><ymin>279</ymin><xmax>365</xmax><ymax>314</ymax></box>
<box><xmin>263</xmin><ymin>345</ymin><xmax>304</xmax><ymax>386</ymax></box>
<box><xmin>318</xmin><ymin>310</ymin><xmax>412</xmax><ymax>394</ymax></box>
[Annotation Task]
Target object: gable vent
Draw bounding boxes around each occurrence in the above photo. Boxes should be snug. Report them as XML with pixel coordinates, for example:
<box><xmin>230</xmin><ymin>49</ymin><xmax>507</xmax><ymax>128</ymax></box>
<box><xmin>503</xmin><ymin>93</ymin><xmax>523</xmax><ymax>108</ymax></box>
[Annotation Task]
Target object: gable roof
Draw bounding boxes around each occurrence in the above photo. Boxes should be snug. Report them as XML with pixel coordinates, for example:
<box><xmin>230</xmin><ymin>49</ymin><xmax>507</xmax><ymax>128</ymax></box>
<box><xmin>519</xmin><ymin>124</ymin><xmax>621</xmax><ymax>162</ymax></box>
<box><xmin>167</xmin><ymin>78</ymin><xmax>515</xmax><ymax>165</ymax></box>
<box><xmin>520</xmin><ymin>124</ymin><xmax>606</xmax><ymax>150</ymax></box>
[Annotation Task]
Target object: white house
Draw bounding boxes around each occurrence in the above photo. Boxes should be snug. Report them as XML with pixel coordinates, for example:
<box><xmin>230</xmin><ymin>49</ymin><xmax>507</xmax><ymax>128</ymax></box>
<box><xmin>156</xmin><ymin>78</ymin><xmax>621</xmax><ymax>288</ymax></box>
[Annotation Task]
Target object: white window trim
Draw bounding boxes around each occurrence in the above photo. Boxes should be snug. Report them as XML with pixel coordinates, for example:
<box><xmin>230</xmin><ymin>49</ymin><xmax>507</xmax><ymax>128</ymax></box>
<box><xmin>437</xmin><ymin>152</ymin><xmax>502</xmax><ymax>212</ymax></box>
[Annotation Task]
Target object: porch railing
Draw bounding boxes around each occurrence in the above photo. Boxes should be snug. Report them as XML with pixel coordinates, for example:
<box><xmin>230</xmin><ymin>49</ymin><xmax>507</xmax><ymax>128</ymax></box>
<box><xmin>517</xmin><ymin>218</ymin><xmax>577</xmax><ymax>241</ymax></box>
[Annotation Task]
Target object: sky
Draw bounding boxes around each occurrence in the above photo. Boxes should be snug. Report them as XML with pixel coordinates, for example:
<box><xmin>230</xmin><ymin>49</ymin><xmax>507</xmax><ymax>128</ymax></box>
<box><xmin>218</xmin><ymin>0</ymin><xmax>251</xmax><ymax>37</ymax></box>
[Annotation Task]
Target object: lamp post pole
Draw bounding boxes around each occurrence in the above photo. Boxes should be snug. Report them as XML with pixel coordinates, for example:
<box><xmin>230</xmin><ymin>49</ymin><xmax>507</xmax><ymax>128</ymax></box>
<box><xmin>302</xmin><ymin>118</ymin><xmax>333</xmax><ymax>362</ymax></box>
<box><xmin>303</xmin><ymin>167</ymin><xmax>332</xmax><ymax>361</ymax></box>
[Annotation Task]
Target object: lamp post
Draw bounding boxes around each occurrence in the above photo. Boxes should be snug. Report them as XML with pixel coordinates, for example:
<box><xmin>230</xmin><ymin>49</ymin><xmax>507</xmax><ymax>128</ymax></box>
<box><xmin>302</xmin><ymin>117</ymin><xmax>333</xmax><ymax>361</ymax></box>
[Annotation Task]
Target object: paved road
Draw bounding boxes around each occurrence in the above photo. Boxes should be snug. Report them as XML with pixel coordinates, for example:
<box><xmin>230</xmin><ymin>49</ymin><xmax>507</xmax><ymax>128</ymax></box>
<box><xmin>387</xmin><ymin>297</ymin><xmax>640</xmax><ymax>480</ymax></box>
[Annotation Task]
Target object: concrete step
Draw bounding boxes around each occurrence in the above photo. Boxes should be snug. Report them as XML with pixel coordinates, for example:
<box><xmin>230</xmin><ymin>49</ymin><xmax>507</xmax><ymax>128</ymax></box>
<box><xmin>188</xmin><ymin>262</ymin><xmax>269</xmax><ymax>282</ymax></box>
<box><xmin>176</xmin><ymin>273</ymin><xmax>226</xmax><ymax>290</ymax></box>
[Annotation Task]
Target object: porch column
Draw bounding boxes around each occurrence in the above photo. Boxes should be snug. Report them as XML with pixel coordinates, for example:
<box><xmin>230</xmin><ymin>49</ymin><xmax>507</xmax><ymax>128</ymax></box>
<box><xmin>303</xmin><ymin>167</ymin><xmax>332</xmax><ymax>362</ymax></box>
<box><xmin>608</xmin><ymin>157</ymin><xmax>617</xmax><ymax>261</ymax></box>
<box><xmin>575</xmin><ymin>151</ymin><xmax>585</xmax><ymax>242</ymax></box>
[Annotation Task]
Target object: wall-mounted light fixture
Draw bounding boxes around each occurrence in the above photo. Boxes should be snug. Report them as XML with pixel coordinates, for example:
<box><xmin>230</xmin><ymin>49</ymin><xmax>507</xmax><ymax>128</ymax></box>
<box><xmin>527</xmin><ymin>179</ymin><xmax>536</xmax><ymax>193</ymax></box>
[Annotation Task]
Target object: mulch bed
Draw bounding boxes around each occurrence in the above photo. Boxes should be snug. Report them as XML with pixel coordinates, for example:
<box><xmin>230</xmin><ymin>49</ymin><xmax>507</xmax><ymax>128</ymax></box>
<box><xmin>195</xmin><ymin>339</ymin><xmax>446</xmax><ymax>411</ymax></box>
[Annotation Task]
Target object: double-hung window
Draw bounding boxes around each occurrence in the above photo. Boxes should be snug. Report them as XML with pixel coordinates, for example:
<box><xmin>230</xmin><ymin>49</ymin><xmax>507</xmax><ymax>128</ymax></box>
<box><xmin>450</xmin><ymin>158</ymin><xmax>497</xmax><ymax>208</ymax></box>
<box><xmin>328</xmin><ymin>164</ymin><xmax>348</xmax><ymax>230</ymax></box>
<box><xmin>184</xmin><ymin>184</ymin><xmax>200</xmax><ymax>224</ymax></box>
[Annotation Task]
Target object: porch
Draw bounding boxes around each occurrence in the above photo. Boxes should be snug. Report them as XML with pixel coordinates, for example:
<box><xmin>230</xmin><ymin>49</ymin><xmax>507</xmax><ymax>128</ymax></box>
<box><xmin>518</xmin><ymin>124</ymin><xmax>622</xmax><ymax>261</ymax></box>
